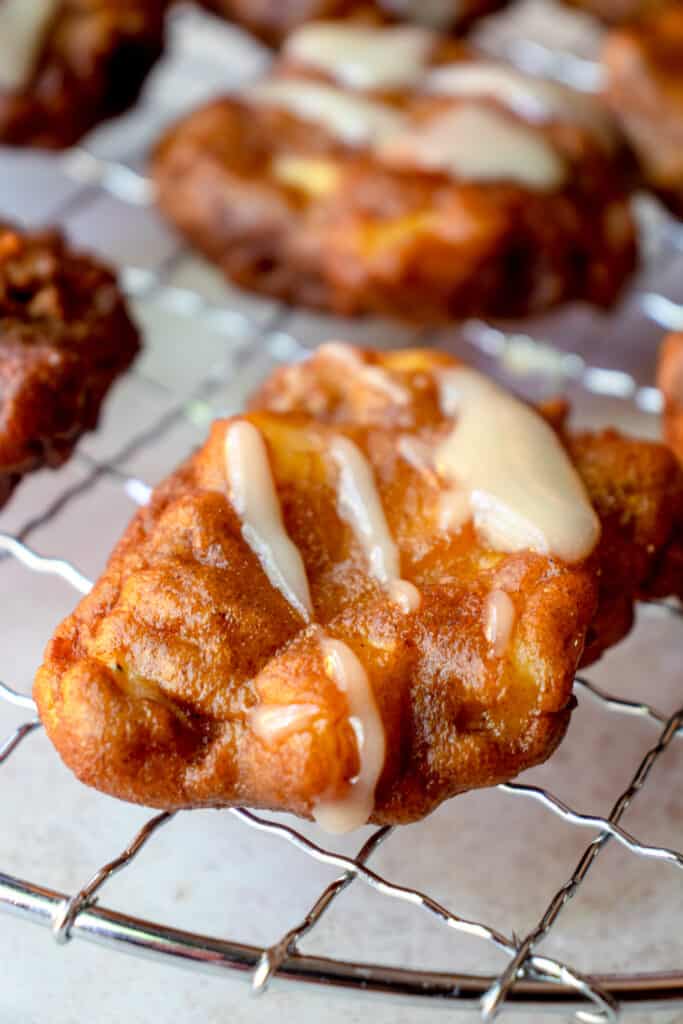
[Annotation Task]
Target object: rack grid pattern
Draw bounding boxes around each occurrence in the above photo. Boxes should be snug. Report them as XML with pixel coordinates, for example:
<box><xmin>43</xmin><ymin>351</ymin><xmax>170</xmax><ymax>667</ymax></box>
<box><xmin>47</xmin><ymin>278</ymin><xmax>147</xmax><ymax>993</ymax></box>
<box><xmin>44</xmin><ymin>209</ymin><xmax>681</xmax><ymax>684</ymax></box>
<box><xmin>1</xmin><ymin>5</ymin><xmax>683</xmax><ymax>1020</ymax></box>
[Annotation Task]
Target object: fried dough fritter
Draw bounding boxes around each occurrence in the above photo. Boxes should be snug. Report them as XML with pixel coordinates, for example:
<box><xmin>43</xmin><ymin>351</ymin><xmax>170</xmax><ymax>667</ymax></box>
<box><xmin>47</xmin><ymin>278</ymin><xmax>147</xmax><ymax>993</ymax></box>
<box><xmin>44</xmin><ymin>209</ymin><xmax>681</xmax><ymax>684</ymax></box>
<box><xmin>152</xmin><ymin>23</ymin><xmax>636</xmax><ymax>322</ymax></box>
<box><xmin>0</xmin><ymin>224</ymin><xmax>140</xmax><ymax>508</ymax></box>
<box><xmin>602</xmin><ymin>3</ymin><xmax>683</xmax><ymax>217</ymax></box>
<box><xmin>34</xmin><ymin>346</ymin><xmax>683</xmax><ymax>828</ymax></box>
<box><xmin>0</xmin><ymin>0</ymin><xmax>167</xmax><ymax>149</ymax></box>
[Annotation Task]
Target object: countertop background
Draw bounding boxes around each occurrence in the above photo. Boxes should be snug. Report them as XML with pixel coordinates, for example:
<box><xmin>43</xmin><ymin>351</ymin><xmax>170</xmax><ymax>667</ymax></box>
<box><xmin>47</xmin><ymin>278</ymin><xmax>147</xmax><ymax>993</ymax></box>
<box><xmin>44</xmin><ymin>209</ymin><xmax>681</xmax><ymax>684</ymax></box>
<box><xmin>1</xmin><ymin>3</ymin><xmax>683</xmax><ymax>1022</ymax></box>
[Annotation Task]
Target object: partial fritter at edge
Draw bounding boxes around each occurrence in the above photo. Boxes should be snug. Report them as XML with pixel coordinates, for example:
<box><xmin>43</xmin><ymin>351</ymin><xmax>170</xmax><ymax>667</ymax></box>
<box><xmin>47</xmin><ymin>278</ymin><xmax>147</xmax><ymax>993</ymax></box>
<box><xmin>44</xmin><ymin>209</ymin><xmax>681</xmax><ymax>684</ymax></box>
<box><xmin>34</xmin><ymin>345</ymin><xmax>683</xmax><ymax>831</ymax></box>
<box><xmin>0</xmin><ymin>224</ymin><xmax>141</xmax><ymax>507</ymax></box>
<box><xmin>152</xmin><ymin>20</ymin><xmax>637</xmax><ymax>323</ymax></box>
<box><xmin>564</xmin><ymin>0</ymin><xmax>670</xmax><ymax>23</ymax></box>
<box><xmin>602</xmin><ymin>2</ymin><xmax>683</xmax><ymax>218</ymax></box>
<box><xmin>659</xmin><ymin>332</ymin><xmax>683</xmax><ymax>466</ymax></box>
<box><xmin>0</xmin><ymin>0</ymin><xmax>167</xmax><ymax>148</ymax></box>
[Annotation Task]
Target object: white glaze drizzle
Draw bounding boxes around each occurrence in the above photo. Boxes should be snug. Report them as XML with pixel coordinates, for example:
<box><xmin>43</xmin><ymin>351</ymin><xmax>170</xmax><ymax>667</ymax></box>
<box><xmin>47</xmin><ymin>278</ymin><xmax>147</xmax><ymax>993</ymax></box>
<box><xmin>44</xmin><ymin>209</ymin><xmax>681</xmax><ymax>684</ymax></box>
<box><xmin>437</xmin><ymin>488</ymin><xmax>471</xmax><ymax>532</ymax></box>
<box><xmin>321</xmin><ymin>342</ymin><xmax>410</xmax><ymax>405</ymax></box>
<box><xmin>331</xmin><ymin>435</ymin><xmax>398</xmax><ymax>580</ymax></box>
<box><xmin>284</xmin><ymin>22</ymin><xmax>435</xmax><ymax>91</ymax></box>
<box><xmin>435</xmin><ymin>368</ymin><xmax>600</xmax><ymax>562</ymax></box>
<box><xmin>483</xmin><ymin>589</ymin><xmax>516</xmax><ymax>657</ymax></box>
<box><xmin>387</xmin><ymin>579</ymin><xmax>422</xmax><ymax>613</ymax></box>
<box><xmin>250</xmin><ymin>703</ymin><xmax>320</xmax><ymax>745</ymax></box>
<box><xmin>0</xmin><ymin>0</ymin><xmax>60</xmax><ymax>91</ymax></box>
<box><xmin>330</xmin><ymin>435</ymin><xmax>421</xmax><ymax>612</ymax></box>
<box><xmin>378</xmin><ymin>103</ymin><xmax>567</xmax><ymax>190</ymax></box>
<box><xmin>243</xmin><ymin>79</ymin><xmax>403</xmax><ymax>147</ymax></box>
<box><xmin>397</xmin><ymin>435</ymin><xmax>437</xmax><ymax>480</ymax></box>
<box><xmin>225</xmin><ymin>420</ymin><xmax>313</xmax><ymax>621</ymax></box>
<box><xmin>313</xmin><ymin>635</ymin><xmax>385</xmax><ymax>834</ymax></box>
<box><xmin>424</xmin><ymin>61</ymin><xmax>615</xmax><ymax>148</ymax></box>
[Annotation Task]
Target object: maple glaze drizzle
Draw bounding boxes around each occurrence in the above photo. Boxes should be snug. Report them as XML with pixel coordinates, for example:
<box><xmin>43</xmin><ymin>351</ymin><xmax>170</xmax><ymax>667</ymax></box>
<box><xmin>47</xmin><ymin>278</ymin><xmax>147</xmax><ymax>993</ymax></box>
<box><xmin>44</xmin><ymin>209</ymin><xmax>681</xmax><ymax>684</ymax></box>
<box><xmin>329</xmin><ymin>434</ymin><xmax>421</xmax><ymax>613</ymax></box>
<box><xmin>435</xmin><ymin>368</ymin><xmax>600</xmax><ymax>562</ymax></box>
<box><xmin>425</xmin><ymin>61</ymin><xmax>615</xmax><ymax>148</ymax></box>
<box><xmin>285</xmin><ymin>22</ymin><xmax>435</xmax><ymax>91</ymax></box>
<box><xmin>244</xmin><ymin>79</ymin><xmax>403</xmax><ymax>147</ymax></box>
<box><xmin>224</xmin><ymin>420</ymin><xmax>313</xmax><ymax>621</ymax></box>
<box><xmin>378</xmin><ymin>104</ymin><xmax>567</xmax><ymax>190</ymax></box>
<box><xmin>313</xmin><ymin>635</ymin><xmax>386</xmax><ymax>834</ymax></box>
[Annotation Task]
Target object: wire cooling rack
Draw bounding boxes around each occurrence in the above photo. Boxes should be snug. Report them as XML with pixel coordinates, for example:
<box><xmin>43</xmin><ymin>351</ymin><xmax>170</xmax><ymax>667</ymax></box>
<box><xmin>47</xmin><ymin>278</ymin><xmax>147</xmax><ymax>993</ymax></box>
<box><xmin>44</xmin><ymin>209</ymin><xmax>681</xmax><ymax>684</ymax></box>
<box><xmin>1</xmin><ymin>4</ymin><xmax>683</xmax><ymax>1021</ymax></box>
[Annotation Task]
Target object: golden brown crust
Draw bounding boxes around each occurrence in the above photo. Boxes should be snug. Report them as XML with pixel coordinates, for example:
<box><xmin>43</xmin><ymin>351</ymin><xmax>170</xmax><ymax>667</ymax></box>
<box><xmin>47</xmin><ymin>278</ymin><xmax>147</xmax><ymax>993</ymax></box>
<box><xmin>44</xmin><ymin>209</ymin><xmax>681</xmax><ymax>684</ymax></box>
<box><xmin>0</xmin><ymin>224</ymin><xmax>140</xmax><ymax>504</ymax></box>
<box><xmin>152</xmin><ymin>37</ymin><xmax>637</xmax><ymax>322</ymax></box>
<box><xmin>0</xmin><ymin>0</ymin><xmax>166</xmax><ymax>148</ymax></box>
<box><xmin>658</xmin><ymin>332</ymin><xmax>683</xmax><ymax>464</ymax></box>
<box><xmin>568</xmin><ymin>427</ymin><xmax>683</xmax><ymax>660</ymax></box>
<box><xmin>602</xmin><ymin>4</ymin><xmax>683</xmax><ymax>217</ymax></box>
<box><xmin>34</xmin><ymin>346</ymin><xmax>683</xmax><ymax>825</ymax></box>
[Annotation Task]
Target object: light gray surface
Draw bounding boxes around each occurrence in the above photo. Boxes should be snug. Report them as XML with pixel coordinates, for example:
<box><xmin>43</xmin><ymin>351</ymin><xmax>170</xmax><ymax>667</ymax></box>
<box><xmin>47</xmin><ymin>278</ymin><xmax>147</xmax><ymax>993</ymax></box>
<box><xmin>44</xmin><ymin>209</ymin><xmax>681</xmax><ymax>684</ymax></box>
<box><xmin>1</xmin><ymin>4</ymin><xmax>683</xmax><ymax>1022</ymax></box>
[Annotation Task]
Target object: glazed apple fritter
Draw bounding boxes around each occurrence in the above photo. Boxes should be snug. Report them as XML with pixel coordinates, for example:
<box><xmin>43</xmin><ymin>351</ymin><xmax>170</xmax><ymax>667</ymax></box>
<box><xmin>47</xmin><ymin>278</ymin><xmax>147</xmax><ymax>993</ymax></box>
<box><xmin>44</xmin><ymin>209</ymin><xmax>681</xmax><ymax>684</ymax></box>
<box><xmin>153</xmin><ymin>21</ymin><xmax>636</xmax><ymax>322</ymax></box>
<box><xmin>602</xmin><ymin>3</ymin><xmax>683</xmax><ymax>218</ymax></box>
<box><xmin>34</xmin><ymin>346</ymin><xmax>683</xmax><ymax>829</ymax></box>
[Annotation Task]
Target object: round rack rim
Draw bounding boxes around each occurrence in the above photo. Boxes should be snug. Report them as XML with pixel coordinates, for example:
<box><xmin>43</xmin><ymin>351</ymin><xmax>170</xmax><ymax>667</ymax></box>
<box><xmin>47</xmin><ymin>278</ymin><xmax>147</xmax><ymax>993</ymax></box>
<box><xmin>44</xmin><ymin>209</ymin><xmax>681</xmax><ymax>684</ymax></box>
<box><xmin>1</xmin><ymin>869</ymin><xmax>683</xmax><ymax>1015</ymax></box>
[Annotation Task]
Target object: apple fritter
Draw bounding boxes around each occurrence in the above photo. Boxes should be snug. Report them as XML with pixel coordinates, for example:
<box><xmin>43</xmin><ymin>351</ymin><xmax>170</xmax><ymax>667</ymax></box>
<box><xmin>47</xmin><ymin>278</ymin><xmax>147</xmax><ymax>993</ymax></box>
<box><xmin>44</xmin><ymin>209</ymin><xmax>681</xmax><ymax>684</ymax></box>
<box><xmin>0</xmin><ymin>0</ymin><xmax>166</xmax><ymax>149</ymax></box>
<box><xmin>602</xmin><ymin>3</ymin><xmax>683</xmax><ymax>217</ymax></box>
<box><xmin>152</xmin><ymin>21</ymin><xmax>636</xmax><ymax>322</ymax></box>
<box><xmin>34</xmin><ymin>345</ymin><xmax>683</xmax><ymax>829</ymax></box>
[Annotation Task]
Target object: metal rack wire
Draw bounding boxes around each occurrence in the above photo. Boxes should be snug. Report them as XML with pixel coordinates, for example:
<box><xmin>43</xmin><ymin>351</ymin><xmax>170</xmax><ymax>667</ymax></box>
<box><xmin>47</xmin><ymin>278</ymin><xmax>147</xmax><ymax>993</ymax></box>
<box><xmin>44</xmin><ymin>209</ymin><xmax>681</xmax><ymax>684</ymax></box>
<box><xmin>1</xmin><ymin>5</ymin><xmax>683</xmax><ymax>1020</ymax></box>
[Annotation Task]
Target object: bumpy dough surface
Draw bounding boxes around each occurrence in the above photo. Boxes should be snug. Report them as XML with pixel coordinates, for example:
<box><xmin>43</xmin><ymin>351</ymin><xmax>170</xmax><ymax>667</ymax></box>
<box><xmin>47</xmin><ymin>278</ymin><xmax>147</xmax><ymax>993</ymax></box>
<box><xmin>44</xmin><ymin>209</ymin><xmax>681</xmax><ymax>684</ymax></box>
<box><xmin>35</xmin><ymin>346</ymin><xmax>683</xmax><ymax>824</ymax></box>
<box><xmin>0</xmin><ymin>224</ymin><xmax>140</xmax><ymax>507</ymax></box>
